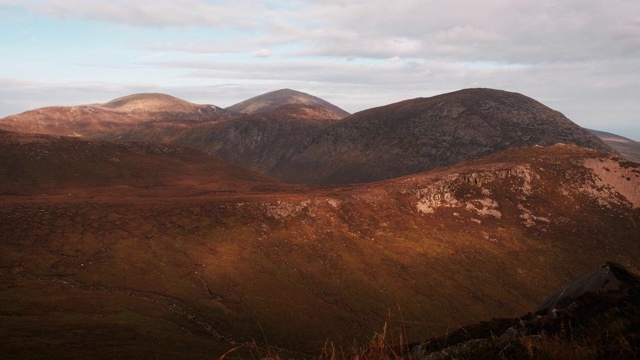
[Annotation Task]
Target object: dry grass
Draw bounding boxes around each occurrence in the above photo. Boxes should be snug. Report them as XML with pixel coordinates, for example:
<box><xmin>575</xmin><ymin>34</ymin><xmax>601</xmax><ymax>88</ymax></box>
<box><xmin>223</xmin><ymin>331</ymin><xmax>638</xmax><ymax>360</ymax></box>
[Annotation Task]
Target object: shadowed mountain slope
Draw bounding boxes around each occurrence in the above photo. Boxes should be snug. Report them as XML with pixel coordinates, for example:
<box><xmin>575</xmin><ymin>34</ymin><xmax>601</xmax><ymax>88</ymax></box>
<box><xmin>0</xmin><ymin>93</ymin><xmax>230</xmax><ymax>138</ymax></box>
<box><xmin>110</xmin><ymin>102</ymin><xmax>344</xmax><ymax>172</ymax></box>
<box><xmin>588</xmin><ymin>128</ymin><xmax>640</xmax><ymax>163</ymax></box>
<box><xmin>271</xmin><ymin>88</ymin><xmax>614</xmax><ymax>184</ymax></box>
<box><xmin>169</xmin><ymin>104</ymin><xmax>337</xmax><ymax>174</ymax></box>
<box><xmin>226</xmin><ymin>88</ymin><xmax>350</xmax><ymax>120</ymax></box>
<box><xmin>1</xmin><ymin>143</ymin><xmax>638</xmax><ymax>358</ymax></box>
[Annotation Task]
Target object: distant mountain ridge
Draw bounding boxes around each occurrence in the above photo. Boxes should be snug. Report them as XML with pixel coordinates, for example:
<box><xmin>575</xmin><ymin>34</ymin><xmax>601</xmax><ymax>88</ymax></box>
<box><xmin>0</xmin><ymin>93</ymin><xmax>230</xmax><ymax>138</ymax></box>
<box><xmin>587</xmin><ymin>128</ymin><xmax>640</xmax><ymax>163</ymax></box>
<box><xmin>141</xmin><ymin>88</ymin><xmax>616</xmax><ymax>185</ymax></box>
<box><xmin>99</xmin><ymin>93</ymin><xmax>213</xmax><ymax>113</ymax></box>
<box><xmin>0</xmin><ymin>88</ymin><xmax>619</xmax><ymax>185</ymax></box>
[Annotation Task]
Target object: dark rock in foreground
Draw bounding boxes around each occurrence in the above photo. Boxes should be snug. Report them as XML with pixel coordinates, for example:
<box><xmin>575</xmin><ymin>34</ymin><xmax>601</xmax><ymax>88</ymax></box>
<box><xmin>409</xmin><ymin>262</ymin><xmax>640</xmax><ymax>359</ymax></box>
<box><xmin>538</xmin><ymin>262</ymin><xmax>638</xmax><ymax>312</ymax></box>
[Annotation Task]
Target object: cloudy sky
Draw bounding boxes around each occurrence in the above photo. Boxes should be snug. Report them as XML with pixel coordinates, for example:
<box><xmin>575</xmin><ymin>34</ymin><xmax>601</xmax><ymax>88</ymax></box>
<box><xmin>1</xmin><ymin>0</ymin><xmax>639</xmax><ymax>139</ymax></box>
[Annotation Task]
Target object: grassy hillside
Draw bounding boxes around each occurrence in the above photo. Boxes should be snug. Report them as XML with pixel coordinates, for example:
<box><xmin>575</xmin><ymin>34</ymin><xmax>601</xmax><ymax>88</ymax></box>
<box><xmin>0</xmin><ymin>144</ymin><xmax>639</xmax><ymax>358</ymax></box>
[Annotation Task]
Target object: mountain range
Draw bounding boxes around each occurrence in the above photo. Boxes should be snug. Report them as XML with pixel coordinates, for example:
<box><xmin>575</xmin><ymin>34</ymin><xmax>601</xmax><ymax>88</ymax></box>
<box><xmin>0</xmin><ymin>87</ymin><xmax>639</xmax><ymax>358</ymax></box>
<box><xmin>1</xmin><ymin>88</ymin><xmax>628</xmax><ymax>185</ymax></box>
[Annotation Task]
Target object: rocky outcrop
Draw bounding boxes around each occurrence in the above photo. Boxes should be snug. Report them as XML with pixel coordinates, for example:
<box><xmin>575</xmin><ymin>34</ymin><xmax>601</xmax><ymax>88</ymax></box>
<box><xmin>538</xmin><ymin>262</ymin><xmax>638</xmax><ymax>312</ymax></box>
<box><xmin>409</xmin><ymin>263</ymin><xmax>640</xmax><ymax>359</ymax></box>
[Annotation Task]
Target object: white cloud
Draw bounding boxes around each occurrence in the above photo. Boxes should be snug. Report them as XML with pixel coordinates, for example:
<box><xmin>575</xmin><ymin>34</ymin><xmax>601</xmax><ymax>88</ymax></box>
<box><xmin>252</xmin><ymin>48</ymin><xmax>272</xmax><ymax>58</ymax></box>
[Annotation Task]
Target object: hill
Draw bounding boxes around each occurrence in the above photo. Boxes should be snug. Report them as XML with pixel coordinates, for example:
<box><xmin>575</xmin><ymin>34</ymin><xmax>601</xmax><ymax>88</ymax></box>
<box><xmin>0</xmin><ymin>93</ymin><xmax>230</xmax><ymax>138</ymax></box>
<box><xmin>226</xmin><ymin>88</ymin><xmax>350</xmax><ymax>120</ymax></box>
<box><xmin>98</xmin><ymin>93</ymin><xmax>217</xmax><ymax>114</ymax></box>
<box><xmin>588</xmin><ymin>128</ymin><xmax>640</xmax><ymax>163</ymax></box>
<box><xmin>270</xmin><ymin>88</ymin><xmax>614</xmax><ymax>184</ymax></box>
<box><xmin>1</xmin><ymin>142</ymin><xmax>638</xmax><ymax>358</ymax></box>
<box><xmin>0</xmin><ymin>130</ymin><xmax>278</xmax><ymax>196</ymax></box>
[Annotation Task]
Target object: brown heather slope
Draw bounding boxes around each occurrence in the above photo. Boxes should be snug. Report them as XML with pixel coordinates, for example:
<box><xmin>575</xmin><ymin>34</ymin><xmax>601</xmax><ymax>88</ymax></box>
<box><xmin>1</xmin><ymin>139</ymin><xmax>639</xmax><ymax>358</ymax></box>
<box><xmin>0</xmin><ymin>93</ymin><xmax>231</xmax><ymax>139</ymax></box>
<box><xmin>0</xmin><ymin>130</ymin><xmax>279</xmax><ymax>196</ymax></box>
<box><xmin>588</xmin><ymin>128</ymin><xmax>640</xmax><ymax>163</ymax></box>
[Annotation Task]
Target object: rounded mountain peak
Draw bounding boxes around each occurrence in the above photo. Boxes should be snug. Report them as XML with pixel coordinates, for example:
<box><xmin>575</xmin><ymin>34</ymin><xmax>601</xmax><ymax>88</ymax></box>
<box><xmin>100</xmin><ymin>93</ymin><xmax>202</xmax><ymax>113</ymax></box>
<box><xmin>226</xmin><ymin>89</ymin><xmax>350</xmax><ymax>120</ymax></box>
<box><xmin>272</xmin><ymin>87</ymin><xmax>615</xmax><ymax>184</ymax></box>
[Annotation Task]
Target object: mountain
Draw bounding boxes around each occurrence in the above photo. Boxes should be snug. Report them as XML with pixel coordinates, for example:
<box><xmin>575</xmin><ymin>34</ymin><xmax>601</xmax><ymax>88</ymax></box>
<box><xmin>587</xmin><ymin>128</ymin><xmax>640</xmax><ymax>163</ymax></box>
<box><xmin>226</xmin><ymin>88</ymin><xmax>350</xmax><ymax>120</ymax></box>
<box><xmin>98</xmin><ymin>93</ymin><xmax>221</xmax><ymax>114</ymax></box>
<box><xmin>268</xmin><ymin>88</ymin><xmax>615</xmax><ymax>184</ymax></box>
<box><xmin>0</xmin><ymin>93</ymin><xmax>230</xmax><ymax>138</ymax></box>
<box><xmin>1</xmin><ymin>142</ymin><xmax>638</xmax><ymax>358</ymax></box>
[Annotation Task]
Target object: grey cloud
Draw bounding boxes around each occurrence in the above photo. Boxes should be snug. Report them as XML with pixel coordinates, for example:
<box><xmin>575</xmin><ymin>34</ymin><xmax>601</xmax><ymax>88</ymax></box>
<box><xmin>7</xmin><ymin>0</ymin><xmax>640</xmax><ymax>64</ymax></box>
<box><xmin>286</xmin><ymin>0</ymin><xmax>640</xmax><ymax>64</ymax></box>
<box><xmin>24</xmin><ymin>0</ymin><xmax>634</xmax><ymax>66</ymax></box>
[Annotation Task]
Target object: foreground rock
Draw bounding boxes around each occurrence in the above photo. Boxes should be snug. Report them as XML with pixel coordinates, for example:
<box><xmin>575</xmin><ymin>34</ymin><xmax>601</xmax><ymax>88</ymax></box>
<box><xmin>409</xmin><ymin>262</ymin><xmax>640</xmax><ymax>359</ymax></box>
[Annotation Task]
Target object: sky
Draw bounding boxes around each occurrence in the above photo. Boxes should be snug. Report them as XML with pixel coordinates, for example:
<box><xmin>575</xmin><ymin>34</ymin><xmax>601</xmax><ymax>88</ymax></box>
<box><xmin>1</xmin><ymin>0</ymin><xmax>639</xmax><ymax>140</ymax></box>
